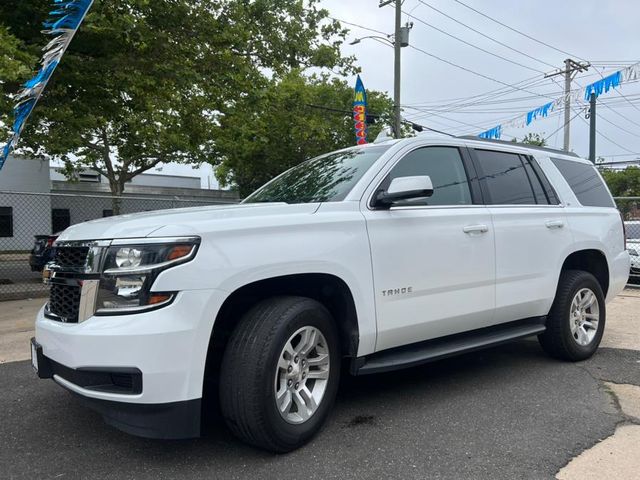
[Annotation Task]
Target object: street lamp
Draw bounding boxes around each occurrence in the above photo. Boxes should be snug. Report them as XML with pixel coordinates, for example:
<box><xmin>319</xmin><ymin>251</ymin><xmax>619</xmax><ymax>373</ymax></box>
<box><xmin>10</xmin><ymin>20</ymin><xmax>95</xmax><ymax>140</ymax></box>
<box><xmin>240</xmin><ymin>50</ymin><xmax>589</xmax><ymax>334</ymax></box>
<box><xmin>349</xmin><ymin>35</ymin><xmax>394</xmax><ymax>48</ymax></box>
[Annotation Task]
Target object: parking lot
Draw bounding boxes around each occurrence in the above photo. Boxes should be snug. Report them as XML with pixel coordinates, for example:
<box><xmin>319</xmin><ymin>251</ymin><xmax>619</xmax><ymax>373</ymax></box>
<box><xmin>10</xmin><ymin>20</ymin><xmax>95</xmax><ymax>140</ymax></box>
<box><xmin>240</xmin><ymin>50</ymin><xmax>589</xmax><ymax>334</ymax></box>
<box><xmin>1</xmin><ymin>291</ymin><xmax>638</xmax><ymax>479</ymax></box>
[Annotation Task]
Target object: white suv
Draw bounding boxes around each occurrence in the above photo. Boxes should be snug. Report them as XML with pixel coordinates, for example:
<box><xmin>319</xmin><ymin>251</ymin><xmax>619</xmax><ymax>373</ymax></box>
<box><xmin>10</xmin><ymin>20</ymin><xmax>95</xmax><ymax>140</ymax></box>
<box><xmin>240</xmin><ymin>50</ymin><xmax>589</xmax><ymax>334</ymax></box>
<box><xmin>31</xmin><ymin>136</ymin><xmax>630</xmax><ymax>451</ymax></box>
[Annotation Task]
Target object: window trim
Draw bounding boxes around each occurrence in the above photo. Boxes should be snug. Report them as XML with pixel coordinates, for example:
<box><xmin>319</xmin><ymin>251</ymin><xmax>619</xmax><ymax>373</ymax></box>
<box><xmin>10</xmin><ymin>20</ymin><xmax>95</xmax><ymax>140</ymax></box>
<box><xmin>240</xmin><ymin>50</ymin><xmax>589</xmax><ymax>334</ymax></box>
<box><xmin>526</xmin><ymin>155</ymin><xmax>561</xmax><ymax>205</ymax></box>
<box><xmin>367</xmin><ymin>145</ymin><xmax>482</xmax><ymax>210</ymax></box>
<box><xmin>0</xmin><ymin>206</ymin><xmax>14</xmax><ymax>238</ymax></box>
<box><xmin>470</xmin><ymin>148</ymin><xmax>562</xmax><ymax>207</ymax></box>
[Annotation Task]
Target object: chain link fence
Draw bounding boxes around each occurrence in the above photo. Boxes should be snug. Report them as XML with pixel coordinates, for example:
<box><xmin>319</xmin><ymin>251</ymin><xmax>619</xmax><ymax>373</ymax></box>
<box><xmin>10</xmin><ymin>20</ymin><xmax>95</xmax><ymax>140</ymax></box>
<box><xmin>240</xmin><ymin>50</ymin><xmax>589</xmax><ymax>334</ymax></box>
<box><xmin>617</xmin><ymin>197</ymin><xmax>640</xmax><ymax>286</ymax></box>
<box><xmin>0</xmin><ymin>190</ymin><xmax>237</xmax><ymax>301</ymax></box>
<box><xmin>1</xmin><ymin>192</ymin><xmax>637</xmax><ymax>301</ymax></box>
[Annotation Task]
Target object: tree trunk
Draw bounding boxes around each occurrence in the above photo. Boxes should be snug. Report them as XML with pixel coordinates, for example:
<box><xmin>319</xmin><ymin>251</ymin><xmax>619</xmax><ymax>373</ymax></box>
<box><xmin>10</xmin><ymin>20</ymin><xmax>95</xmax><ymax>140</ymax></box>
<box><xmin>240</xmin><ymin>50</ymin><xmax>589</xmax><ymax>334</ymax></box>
<box><xmin>108</xmin><ymin>180</ymin><xmax>125</xmax><ymax>215</ymax></box>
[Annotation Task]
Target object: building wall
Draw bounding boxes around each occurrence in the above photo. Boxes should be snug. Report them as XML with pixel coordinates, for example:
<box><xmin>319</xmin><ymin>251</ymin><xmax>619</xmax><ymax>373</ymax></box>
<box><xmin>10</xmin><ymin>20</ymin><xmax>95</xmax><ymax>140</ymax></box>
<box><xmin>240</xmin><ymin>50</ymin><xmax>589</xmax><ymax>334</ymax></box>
<box><xmin>0</xmin><ymin>156</ymin><xmax>51</xmax><ymax>251</ymax></box>
<box><xmin>49</xmin><ymin>168</ymin><xmax>202</xmax><ymax>189</ymax></box>
<box><xmin>0</xmin><ymin>157</ymin><xmax>238</xmax><ymax>251</ymax></box>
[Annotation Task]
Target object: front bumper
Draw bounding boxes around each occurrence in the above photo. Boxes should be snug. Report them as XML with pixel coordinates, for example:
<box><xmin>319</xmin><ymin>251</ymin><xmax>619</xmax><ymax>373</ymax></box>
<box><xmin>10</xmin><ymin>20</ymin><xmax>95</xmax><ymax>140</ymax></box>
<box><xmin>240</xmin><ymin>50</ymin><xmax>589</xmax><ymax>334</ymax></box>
<box><xmin>34</xmin><ymin>288</ymin><xmax>227</xmax><ymax>438</ymax></box>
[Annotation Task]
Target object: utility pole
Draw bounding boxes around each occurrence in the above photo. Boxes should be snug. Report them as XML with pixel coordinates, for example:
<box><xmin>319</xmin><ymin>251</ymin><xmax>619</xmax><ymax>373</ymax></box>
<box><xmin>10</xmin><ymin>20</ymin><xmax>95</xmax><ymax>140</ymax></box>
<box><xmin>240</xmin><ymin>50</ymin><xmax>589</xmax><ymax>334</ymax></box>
<box><xmin>393</xmin><ymin>0</ymin><xmax>402</xmax><ymax>139</ymax></box>
<box><xmin>545</xmin><ymin>59</ymin><xmax>590</xmax><ymax>152</ymax></box>
<box><xmin>588</xmin><ymin>92</ymin><xmax>596</xmax><ymax>163</ymax></box>
<box><xmin>380</xmin><ymin>0</ymin><xmax>409</xmax><ymax>139</ymax></box>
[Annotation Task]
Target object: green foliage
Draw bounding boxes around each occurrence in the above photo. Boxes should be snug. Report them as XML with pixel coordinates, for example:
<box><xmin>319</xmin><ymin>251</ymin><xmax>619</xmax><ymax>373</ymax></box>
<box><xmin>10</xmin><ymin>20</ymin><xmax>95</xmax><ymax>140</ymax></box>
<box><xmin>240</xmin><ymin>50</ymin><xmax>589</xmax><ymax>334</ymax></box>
<box><xmin>600</xmin><ymin>166</ymin><xmax>640</xmax><ymax>197</ymax></box>
<box><xmin>211</xmin><ymin>71</ymin><xmax>394</xmax><ymax>197</ymax></box>
<box><xmin>0</xmin><ymin>25</ymin><xmax>35</xmax><ymax>132</ymax></box>
<box><xmin>0</xmin><ymin>0</ymin><xmax>355</xmax><ymax>211</ymax></box>
<box><xmin>512</xmin><ymin>133</ymin><xmax>547</xmax><ymax>147</ymax></box>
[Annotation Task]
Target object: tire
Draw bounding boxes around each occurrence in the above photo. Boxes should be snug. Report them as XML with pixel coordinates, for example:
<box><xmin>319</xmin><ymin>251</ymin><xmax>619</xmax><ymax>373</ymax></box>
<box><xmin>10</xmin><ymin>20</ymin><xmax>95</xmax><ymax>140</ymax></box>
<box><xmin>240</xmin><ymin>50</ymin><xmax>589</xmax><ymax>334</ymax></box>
<box><xmin>219</xmin><ymin>296</ymin><xmax>340</xmax><ymax>452</ymax></box>
<box><xmin>538</xmin><ymin>270</ymin><xmax>606</xmax><ymax>361</ymax></box>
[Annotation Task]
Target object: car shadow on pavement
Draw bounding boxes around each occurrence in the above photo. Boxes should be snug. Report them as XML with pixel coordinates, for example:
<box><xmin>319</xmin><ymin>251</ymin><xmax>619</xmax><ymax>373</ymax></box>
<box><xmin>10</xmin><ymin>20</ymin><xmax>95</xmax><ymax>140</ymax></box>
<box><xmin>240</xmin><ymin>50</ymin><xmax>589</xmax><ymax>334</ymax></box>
<box><xmin>2</xmin><ymin>341</ymin><xmax>638</xmax><ymax>480</ymax></box>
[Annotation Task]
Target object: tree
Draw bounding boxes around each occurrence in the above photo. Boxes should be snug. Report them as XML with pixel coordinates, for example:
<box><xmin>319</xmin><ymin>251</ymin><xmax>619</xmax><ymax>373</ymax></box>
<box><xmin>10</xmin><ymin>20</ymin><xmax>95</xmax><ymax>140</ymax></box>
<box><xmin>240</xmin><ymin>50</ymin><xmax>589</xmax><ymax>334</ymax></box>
<box><xmin>0</xmin><ymin>0</ymin><xmax>354</xmax><ymax>212</ymax></box>
<box><xmin>513</xmin><ymin>133</ymin><xmax>547</xmax><ymax>146</ymax></box>
<box><xmin>600</xmin><ymin>166</ymin><xmax>640</xmax><ymax>219</ymax></box>
<box><xmin>211</xmin><ymin>72</ymin><xmax>394</xmax><ymax>197</ymax></box>
<box><xmin>600</xmin><ymin>166</ymin><xmax>640</xmax><ymax>196</ymax></box>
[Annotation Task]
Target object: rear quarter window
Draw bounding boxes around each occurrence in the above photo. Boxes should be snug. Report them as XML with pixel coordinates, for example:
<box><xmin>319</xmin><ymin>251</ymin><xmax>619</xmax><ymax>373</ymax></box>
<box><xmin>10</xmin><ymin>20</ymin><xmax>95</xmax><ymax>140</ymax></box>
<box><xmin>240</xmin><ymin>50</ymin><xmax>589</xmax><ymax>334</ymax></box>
<box><xmin>550</xmin><ymin>158</ymin><xmax>615</xmax><ymax>208</ymax></box>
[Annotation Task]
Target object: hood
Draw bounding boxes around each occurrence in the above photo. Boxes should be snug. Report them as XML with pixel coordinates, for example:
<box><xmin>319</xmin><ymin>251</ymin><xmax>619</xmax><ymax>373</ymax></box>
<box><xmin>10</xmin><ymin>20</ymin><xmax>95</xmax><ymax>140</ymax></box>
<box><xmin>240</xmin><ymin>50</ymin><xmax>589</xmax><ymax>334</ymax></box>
<box><xmin>56</xmin><ymin>203</ymin><xmax>320</xmax><ymax>241</ymax></box>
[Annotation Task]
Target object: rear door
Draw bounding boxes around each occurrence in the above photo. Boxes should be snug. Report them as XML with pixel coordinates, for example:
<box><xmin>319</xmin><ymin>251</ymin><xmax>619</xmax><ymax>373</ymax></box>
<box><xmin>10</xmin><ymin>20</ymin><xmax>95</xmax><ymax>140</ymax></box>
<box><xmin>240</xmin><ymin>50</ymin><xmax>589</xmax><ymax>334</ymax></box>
<box><xmin>362</xmin><ymin>145</ymin><xmax>496</xmax><ymax>352</ymax></box>
<box><xmin>470</xmin><ymin>148</ymin><xmax>573</xmax><ymax>323</ymax></box>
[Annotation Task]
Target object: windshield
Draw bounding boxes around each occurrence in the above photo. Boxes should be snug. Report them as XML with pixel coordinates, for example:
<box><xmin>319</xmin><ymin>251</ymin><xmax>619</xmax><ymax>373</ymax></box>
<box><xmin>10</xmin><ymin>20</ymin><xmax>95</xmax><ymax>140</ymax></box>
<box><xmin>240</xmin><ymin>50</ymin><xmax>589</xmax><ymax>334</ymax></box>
<box><xmin>243</xmin><ymin>146</ymin><xmax>391</xmax><ymax>204</ymax></box>
<box><xmin>626</xmin><ymin>222</ymin><xmax>640</xmax><ymax>240</ymax></box>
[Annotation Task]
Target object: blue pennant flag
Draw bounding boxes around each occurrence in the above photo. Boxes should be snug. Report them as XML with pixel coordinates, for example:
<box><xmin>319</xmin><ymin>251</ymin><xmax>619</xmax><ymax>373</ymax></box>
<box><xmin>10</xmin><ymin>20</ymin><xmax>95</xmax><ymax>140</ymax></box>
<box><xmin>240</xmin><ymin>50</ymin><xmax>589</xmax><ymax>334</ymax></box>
<box><xmin>479</xmin><ymin>125</ymin><xmax>502</xmax><ymax>140</ymax></box>
<box><xmin>584</xmin><ymin>70</ymin><xmax>622</xmax><ymax>101</ymax></box>
<box><xmin>526</xmin><ymin>101</ymin><xmax>553</xmax><ymax>125</ymax></box>
<box><xmin>0</xmin><ymin>0</ymin><xmax>94</xmax><ymax>170</ymax></box>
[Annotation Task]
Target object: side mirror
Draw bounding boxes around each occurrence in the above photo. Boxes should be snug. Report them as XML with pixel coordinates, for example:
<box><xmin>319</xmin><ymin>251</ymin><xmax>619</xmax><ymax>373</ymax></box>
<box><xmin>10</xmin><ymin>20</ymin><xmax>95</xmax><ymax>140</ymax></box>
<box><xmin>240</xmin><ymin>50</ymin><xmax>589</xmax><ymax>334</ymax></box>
<box><xmin>374</xmin><ymin>175</ymin><xmax>434</xmax><ymax>208</ymax></box>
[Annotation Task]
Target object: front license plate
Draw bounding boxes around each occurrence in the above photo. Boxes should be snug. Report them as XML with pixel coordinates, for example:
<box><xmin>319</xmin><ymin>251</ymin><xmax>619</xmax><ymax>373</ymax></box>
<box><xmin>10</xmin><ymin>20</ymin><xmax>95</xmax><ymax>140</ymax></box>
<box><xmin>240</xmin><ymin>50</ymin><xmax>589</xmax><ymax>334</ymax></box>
<box><xmin>31</xmin><ymin>341</ymin><xmax>39</xmax><ymax>373</ymax></box>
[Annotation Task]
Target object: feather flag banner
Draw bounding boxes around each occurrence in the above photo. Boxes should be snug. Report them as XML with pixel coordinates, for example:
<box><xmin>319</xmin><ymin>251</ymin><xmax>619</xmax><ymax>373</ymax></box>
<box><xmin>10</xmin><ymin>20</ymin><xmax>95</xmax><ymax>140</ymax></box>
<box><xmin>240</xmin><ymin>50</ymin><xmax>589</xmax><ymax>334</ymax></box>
<box><xmin>353</xmin><ymin>75</ymin><xmax>368</xmax><ymax>145</ymax></box>
<box><xmin>0</xmin><ymin>0</ymin><xmax>94</xmax><ymax>170</ymax></box>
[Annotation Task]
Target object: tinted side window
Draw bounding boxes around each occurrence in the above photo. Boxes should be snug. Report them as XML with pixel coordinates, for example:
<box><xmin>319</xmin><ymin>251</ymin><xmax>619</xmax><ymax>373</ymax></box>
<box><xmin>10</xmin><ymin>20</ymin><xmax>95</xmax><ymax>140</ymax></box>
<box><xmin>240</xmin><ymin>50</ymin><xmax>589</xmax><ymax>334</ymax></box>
<box><xmin>383</xmin><ymin>147</ymin><xmax>472</xmax><ymax>206</ymax></box>
<box><xmin>550</xmin><ymin>158</ymin><xmax>615</xmax><ymax>208</ymax></box>
<box><xmin>474</xmin><ymin>150</ymin><xmax>536</xmax><ymax>204</ymax></box>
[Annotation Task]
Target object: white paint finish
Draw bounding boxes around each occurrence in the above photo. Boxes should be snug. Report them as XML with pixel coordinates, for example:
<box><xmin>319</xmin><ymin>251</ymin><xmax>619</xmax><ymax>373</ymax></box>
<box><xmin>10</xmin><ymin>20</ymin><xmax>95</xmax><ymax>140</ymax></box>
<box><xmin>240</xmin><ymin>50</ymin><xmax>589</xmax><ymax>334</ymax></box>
<box><xmin>33</xmin><ymin>136</ymin><xmax>631</xmax><ymax>409</ymax></box>
<box><xmin>490</xmin><ymin>205</ymin><xmax>573</xmax><ymax>322</ymax></box>
<box><xmin>363</xmin><ymin>206</ymin><xmax>495</xmax><ymax>351</ymax></box>
<box><xmin>35</xmin><ymin>289</ymin><xmax>228</xmax><ymax>404</ymax></box>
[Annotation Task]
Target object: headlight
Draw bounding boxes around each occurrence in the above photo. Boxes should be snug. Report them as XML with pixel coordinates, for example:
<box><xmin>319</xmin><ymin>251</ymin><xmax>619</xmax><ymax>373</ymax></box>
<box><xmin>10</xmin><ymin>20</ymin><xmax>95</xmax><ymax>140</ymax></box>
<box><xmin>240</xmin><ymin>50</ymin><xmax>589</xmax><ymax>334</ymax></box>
<box><xmin>629</xmin><ymin>248</ymin><xmax>638</xmax><ymax>256</ymax></box>
<box><xmin>115</xmin><ymin>247</ymin><xmax>143</xmax><ymax>268</ymax></box>
<box><xmin>95</xmin><ymin>237</ymin><xmax>199</xmax><ymax>314</ymax></box>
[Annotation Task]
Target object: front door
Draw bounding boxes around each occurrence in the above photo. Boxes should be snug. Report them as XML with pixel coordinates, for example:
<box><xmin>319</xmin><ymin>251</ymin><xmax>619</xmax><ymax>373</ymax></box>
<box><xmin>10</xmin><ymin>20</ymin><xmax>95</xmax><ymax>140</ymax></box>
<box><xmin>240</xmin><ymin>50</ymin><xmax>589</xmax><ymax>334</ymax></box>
<box><xmin>362</xmin><ymin>145</ymin><xmax>496</xmax><ymax>352</ymax></box>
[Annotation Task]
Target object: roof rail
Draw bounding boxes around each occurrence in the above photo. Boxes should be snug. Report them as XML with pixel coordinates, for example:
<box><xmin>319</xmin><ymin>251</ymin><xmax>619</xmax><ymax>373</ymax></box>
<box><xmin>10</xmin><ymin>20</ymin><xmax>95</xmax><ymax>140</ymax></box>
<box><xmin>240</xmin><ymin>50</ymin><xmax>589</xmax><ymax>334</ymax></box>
<box><xmin>457</xmin><ymin>135</ymin><xmax>580</xmax><ymax>158</ymax></box>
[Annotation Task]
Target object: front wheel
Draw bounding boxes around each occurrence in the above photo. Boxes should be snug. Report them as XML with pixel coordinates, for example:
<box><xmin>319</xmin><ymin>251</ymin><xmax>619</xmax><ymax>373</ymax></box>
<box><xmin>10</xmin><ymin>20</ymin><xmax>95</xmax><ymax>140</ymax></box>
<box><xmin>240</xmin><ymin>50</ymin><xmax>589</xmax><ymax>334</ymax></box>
<box><xmin>219</xmin><ymin>296</ymin><xmax>340</xmax><ymax>452</ymax></box>
<box><xmin>538</xmin><ymin>270</ymin><xmax>606</xmax><ymax>361</ymax></box>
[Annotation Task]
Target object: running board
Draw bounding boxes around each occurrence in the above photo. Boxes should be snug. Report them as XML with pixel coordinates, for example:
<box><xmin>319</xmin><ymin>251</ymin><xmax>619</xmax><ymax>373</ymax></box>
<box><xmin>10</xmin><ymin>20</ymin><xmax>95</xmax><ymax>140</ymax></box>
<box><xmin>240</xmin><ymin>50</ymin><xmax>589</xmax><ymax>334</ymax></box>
<box><xmin>352</xmin><ymin>317</ymin><xmax>546</xmax><ymax>375</ymax></box>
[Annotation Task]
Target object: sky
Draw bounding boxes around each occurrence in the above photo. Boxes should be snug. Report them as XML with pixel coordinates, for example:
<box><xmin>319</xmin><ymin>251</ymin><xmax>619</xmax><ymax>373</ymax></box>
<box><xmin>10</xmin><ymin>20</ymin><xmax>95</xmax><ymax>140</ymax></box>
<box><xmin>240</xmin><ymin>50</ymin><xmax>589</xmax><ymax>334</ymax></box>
<box><xmin>160</xmin><ymin>0</ymin><xmax>640</xmax><ymax>186</ymax></box>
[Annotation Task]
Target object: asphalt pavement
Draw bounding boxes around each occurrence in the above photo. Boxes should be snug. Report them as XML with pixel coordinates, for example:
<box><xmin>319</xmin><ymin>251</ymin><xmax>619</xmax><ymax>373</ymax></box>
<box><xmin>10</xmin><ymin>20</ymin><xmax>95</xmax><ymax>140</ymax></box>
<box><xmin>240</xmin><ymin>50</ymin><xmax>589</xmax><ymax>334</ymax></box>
<box><xmin>2</xmin><ymin>341</ymin><xmax>639</xmax><ymax>480</ymax></box>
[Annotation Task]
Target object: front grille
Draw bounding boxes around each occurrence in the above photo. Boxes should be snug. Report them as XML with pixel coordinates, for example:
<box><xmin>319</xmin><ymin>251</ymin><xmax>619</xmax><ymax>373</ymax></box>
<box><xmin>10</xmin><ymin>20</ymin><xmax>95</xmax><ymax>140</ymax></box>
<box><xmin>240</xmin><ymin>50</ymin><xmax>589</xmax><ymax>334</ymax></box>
<box><xmin>48</xmin><ymin>283</ymin><xmax>81</xmax><ymax>323</ymax></box>
<box><xmin>54</xmin><ymin>247</ymin><xmax>89</xmax><ymax>269</ymax></box>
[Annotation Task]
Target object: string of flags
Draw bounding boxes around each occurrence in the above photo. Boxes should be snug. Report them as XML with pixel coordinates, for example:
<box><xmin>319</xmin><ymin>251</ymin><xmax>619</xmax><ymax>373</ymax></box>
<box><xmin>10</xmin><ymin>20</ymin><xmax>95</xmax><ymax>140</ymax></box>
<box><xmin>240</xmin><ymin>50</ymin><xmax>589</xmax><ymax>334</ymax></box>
<box><xmin>0</xmin><ymin>0</ymin><xmax>94</xmax><ymax>170</ymax></box>
<box><xmin>478</xmin><ymin>62</ymin><xmax>640</xmax><ymax>140</ymax></box>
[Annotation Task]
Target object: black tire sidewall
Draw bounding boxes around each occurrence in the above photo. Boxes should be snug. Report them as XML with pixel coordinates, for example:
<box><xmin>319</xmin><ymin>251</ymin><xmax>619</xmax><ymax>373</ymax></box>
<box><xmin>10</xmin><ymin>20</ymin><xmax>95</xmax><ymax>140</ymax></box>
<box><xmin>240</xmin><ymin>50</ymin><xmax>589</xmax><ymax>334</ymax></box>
<box><xmin>558</xmin><ymin>273</ymin><xmax>606</xmax><ymax>359</ymax></box>
<box><xmin>260</xmin><ymin>300</ymin><xmax>341</xmax><ymax>449</ymax></box>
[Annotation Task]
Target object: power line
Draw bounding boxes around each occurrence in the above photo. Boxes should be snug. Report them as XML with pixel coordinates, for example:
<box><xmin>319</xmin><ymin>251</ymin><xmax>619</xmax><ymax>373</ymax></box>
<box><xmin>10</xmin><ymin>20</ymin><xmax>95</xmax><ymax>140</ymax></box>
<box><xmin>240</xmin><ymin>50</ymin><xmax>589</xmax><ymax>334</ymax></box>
<box><xmin>328</xmin><ymin>16</ymin><xmax>389</xmax><ymax>37</ymax></box>
<box><xmin>573</xmin><ymin>107</ymin><xmax>637</xmax><ymax>154</ymax></box>
<box><xmin>414</xmin><ymin>1</ymin><xmax>557</xmax><ymax>70</ymax></box>
<box><xmin>407</xmin><ymin>44</ymin><xmax>555</xmax><ymax>100</ymax></box>
<box><xmin>450</xmin><ymin>0</ymin><xmax>585</xmax><ymax>60</ymax></box>
<box><xmin>544</xmin><ymin>108</ymin><xmax>585</xmax><ymax>141</ymax></box>
<box><xmin>403</xmin><ymin>9</ymin><xmax>546</xmax><ymax>74</ymax></box>
<box><xmin>596</xmin><ymin>108</ymin><xmax>640</xmax><ymax>140</ymax></box>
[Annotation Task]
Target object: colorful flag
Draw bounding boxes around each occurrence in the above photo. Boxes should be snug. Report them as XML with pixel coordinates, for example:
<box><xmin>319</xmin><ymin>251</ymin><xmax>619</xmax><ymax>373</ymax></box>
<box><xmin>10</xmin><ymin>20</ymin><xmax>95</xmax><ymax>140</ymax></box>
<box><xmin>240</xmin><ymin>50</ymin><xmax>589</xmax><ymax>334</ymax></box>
<box><xmin>1</xmin><ymin>0</ymin><xmax>94</xmax><ymax>170</ymax></box>
<box><xmin>353</xmin><ymin>75</ymin><xmax>368</xmax><ymax>145</ymax></box>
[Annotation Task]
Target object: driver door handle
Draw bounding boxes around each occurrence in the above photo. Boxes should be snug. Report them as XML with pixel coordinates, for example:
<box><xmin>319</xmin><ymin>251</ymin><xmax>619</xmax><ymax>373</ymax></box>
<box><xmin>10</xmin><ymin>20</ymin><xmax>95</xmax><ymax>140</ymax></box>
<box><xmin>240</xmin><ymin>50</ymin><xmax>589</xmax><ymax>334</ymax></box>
<box><xmin>463</xmin><ymin>224</ymin><xmax>489</xmax><ymax>234</ymax></box>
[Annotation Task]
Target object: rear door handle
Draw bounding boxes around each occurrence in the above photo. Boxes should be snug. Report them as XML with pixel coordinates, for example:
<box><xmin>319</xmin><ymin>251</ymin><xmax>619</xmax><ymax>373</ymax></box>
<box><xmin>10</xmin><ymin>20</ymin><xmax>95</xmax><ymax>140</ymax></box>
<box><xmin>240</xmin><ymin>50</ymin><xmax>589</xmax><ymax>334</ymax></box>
<box><xmin>463</xmin><ymin>224</ymin><xmax>489</xmax><ymax>234</ymax></box>
<box><xmin>545</xmin><ymin>220</ymin><xmax>565</xmax><ymax>229</ymax></box>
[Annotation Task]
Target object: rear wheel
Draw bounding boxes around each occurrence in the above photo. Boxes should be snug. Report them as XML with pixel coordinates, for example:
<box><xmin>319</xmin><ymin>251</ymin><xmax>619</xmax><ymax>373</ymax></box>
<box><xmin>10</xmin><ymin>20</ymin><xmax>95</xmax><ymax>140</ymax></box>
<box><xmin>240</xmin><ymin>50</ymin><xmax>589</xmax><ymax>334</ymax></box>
<box><xmin>219</xmin><ymin>296</ymin><xmax>340</xmax><ymax>452</ymax></box>
<box><xmin>538</xmin><ymin>270</ymin><xmax>605</xmax><ymax>361</ymax></box>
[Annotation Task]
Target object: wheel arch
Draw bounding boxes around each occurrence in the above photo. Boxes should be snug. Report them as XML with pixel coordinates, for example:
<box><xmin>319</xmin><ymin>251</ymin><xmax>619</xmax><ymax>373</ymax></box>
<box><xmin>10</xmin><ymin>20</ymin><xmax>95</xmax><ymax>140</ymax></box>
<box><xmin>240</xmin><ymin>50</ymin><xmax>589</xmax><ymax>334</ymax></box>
<box><xmin>202</xmin><ymin>273</ymin><xmax>360</xmax><ymax>405</ymax></box>
<box><xmin>560</xmin><ymin>249</ymin><xmax>610</xmax><ymax>297</ymax></box>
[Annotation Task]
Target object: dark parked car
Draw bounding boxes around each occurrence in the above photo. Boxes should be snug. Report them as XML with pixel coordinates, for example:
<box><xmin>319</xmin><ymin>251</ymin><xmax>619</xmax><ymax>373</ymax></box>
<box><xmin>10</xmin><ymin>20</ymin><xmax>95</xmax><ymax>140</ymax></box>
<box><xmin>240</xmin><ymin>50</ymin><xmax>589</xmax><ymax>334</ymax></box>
<box><xmin>29</xmin><ymin>234</ymin><xmax>58</xmax><ymax>272</ymax></box>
